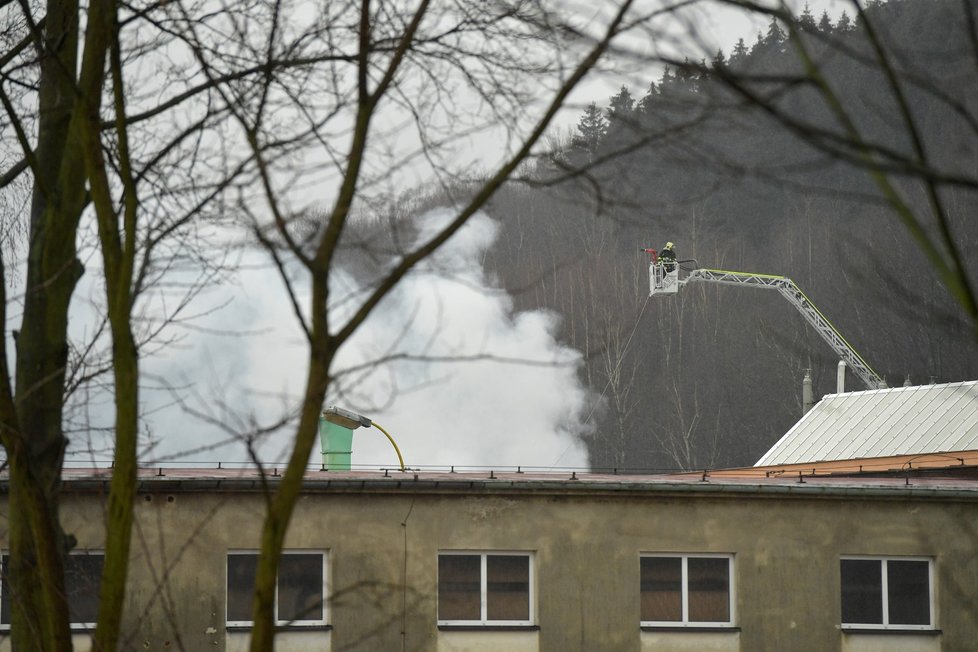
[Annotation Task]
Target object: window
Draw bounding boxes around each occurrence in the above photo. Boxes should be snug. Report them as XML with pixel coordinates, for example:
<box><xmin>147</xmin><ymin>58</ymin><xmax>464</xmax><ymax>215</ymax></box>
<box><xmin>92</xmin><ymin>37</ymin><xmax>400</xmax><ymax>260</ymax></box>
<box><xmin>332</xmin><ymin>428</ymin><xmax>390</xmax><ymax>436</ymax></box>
<box><xmin>65</xmin><ymin>553</ymin><xmax>104</xmax><ymax>627</ymax></box>
<box><xmin>1</xmin><ymin>552</ymin><xmax>104</xmax><ymax>629</ymax></box>
<box><xmin>437</xmin><ymin>552</ymin><xmax>533</xmax><ymax>625</ymax></box>
<box><xmin>641</xmin><ymin>554</ymin><xmax>733</xmax><ymax>627</ymax></box>
<box><xmin>226</xmin><ymin>551</ymin><xmax>327</xmax><ymax>627</ymax></box>
<box><xmin>840</xmin><ymin>557</ymin><xmax>933</xmax><ymax>629</ymax></box>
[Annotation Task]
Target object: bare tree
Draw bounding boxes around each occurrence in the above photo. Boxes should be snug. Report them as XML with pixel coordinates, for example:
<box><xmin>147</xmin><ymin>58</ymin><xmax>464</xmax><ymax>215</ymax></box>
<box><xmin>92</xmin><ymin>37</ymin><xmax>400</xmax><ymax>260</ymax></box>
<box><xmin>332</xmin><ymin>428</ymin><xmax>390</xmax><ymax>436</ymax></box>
<box><xmin>230</xmin><ymin>3</ymin><xmax>650</xmax><ymax>647</ymax></box>
<box><xmin>0</xmin><ymin>0</ymin><xmax>657</xmax><ymax>649</ymax></box>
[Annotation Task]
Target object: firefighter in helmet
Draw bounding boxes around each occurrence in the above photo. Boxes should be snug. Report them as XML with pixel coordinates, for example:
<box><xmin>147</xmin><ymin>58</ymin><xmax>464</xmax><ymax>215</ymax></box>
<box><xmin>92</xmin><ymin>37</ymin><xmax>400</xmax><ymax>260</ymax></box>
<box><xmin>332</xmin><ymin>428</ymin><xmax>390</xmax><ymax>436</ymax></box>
<box><xmin>659</xmin><ymin>242</ymin><xmax>677</xmax><ymax>273</ymax></box>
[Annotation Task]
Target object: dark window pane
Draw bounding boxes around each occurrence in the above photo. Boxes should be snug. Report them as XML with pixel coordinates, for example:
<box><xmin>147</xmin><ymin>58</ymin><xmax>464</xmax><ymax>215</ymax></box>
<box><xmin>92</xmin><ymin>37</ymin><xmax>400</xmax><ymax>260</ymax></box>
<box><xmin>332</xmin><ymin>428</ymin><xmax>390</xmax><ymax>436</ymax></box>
<box><xmin>227</xmin><ymin>554</ymin><xmax>258</xmax><ymax>622</ymax></box>
<box><xmin>841</xmin><ymin>559</ymin><xmax>883</xmax><ymax>624</ymax></box>
<box><xmin>641</xmin><ymin>557</ymin><xmax>682</xmax><ymax>622</ymax></box>
<box><xmin>486</xmin><ymin>555</ymin><xmax>529</xmax><ymax>621</ymax></box>
<box><xmin>888</xmin><ymin>561</ymin><xmax>930</xmax><ymax>625</ymax></box>
<box><xmin>438</xmin><ymin>555</ymin><xmax>480</xmax><ymax>621</ymax></box>
<box><xmin>278</xmin><ymin>554</ymin><xmax>324</xmax><ymax>622</ymax></box>
<box><xmin>1</xmin><ymin>556</ymin><xmax>9</xmax><ymax>625</ymax></box>
<box><xmin>66</xmin><ymin>554</ymin><xmax>103</xmax><ymax>624</ymax></box>
<box><xmin>688</xmin><ymin>557</ymin><xmax>730</xmax><ymax>623</ymax></box>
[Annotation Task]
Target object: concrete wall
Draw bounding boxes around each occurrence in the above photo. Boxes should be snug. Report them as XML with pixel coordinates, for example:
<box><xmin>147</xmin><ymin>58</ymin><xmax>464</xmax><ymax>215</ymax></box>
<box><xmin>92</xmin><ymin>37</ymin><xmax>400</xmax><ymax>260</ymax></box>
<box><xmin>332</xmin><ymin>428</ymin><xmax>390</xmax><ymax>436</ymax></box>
<box><xmin>1</xmin><ymin>483</ymin><xmax>977</xmax><ymax>651</ymax></box>
<box><xmin>641</xmin><ymin>630</ymin><xmax>740</xmax><ymax>652</ymax></box>
<box><xmin>437</xmin><ymin>630</ymin><xmax>538</xmax><ymax>652</ymax></box>
<box><xmin>227</xmin><ymin>630</ymin><xmax>331</xmax><ymax>652</ymax></box>
<box><xmin>840</xmin><ymin>633</ymin><xmax>941</xmax><ymax>652</ymax></box>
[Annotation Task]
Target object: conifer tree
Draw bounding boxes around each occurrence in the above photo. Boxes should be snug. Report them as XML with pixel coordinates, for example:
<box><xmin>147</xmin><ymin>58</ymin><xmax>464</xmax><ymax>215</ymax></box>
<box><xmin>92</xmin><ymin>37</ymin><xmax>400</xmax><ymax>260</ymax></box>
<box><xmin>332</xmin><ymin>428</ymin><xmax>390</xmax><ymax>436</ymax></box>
<box><xmin>571</xmin><ymin>102</ymin><xmax>608</xmax><ymax>162</ymax></box>
<box><xmin>636</xmin><ymin>81</ymin><xmax>659</xmax><ymax>115</ymax></box>
<box><xmin>750</xmin><ymin>29</ymin><xmax>765</xmax><ymax>57</ymax></box>
<box><xmin>659</xmin><ymin>66</ymin><xmax>674</xmax><ymax>89</ymax></box>
<box><xmin>837</xmin><ymin>10</ymin><xmax>853</xmax><ymax>31</ymax></box>
<box><xmin>799</xmin><ymin>3</ymin><xmax>817</xmax><ymax>31</ymax></box>
<box><xmin>675</xmin><ymin>58</ymin><xmax>695</xmax><ymax>89</ymax></box>
<box><xmin>711</xmin><ymin>48</ymin><xmax>727</xmax><ymax>70</ymax></box>
<box><xmin>730</xmin><ymin>38</ymin><xmax>749</xmax><ymax>66</ymax></box>
<box><xmin>606</xmin><ymin>85</ymin><xmax>635</xmax><ymax>124</ymax></box>
<box><xmin>765</xmin><ymin>17</ymin><xmax>787</xmax><ymax>48</ymax></box>
<box><xmin>604</xmin><ymin>85</ymin><xmax>636</xmax><ymax>157</ymax></box>
<box><xmin>818</xmin><ymin>10</ymin><xmax>833</xmax><ymax>32</ymax></box>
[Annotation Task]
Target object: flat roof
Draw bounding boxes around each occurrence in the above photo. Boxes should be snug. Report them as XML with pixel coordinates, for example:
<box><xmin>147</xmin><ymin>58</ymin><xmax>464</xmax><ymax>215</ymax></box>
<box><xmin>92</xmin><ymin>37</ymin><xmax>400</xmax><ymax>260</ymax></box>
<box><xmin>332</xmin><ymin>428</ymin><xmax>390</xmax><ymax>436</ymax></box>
<box><xmin>19</xmin><ymin>466</ymin><xmax>978</xmax><ymax>502</ymax></box>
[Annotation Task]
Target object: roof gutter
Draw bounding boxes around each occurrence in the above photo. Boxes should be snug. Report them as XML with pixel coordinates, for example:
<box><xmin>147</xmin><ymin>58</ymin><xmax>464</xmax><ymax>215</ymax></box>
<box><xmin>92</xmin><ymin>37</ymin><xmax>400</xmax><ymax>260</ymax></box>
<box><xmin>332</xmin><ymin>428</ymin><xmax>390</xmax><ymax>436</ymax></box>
<box><xmin>17</xmin><ymin>475</ymin><xmax>978</xmax><ymax>504</ymax></box>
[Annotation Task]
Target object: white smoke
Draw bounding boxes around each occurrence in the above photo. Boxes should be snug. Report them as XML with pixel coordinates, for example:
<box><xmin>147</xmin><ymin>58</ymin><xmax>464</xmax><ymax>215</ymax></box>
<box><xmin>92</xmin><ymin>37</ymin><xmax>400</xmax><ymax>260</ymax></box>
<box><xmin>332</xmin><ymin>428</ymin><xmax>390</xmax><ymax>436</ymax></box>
<box><xmin>130</xmin><ymin>209</ymin><xmax>592</xmax><ymax>470</ymax></box>
<box><xmin>330</xmin><ymin>209</ymin><xmax>592</xmax><ymax>469</ymax></box>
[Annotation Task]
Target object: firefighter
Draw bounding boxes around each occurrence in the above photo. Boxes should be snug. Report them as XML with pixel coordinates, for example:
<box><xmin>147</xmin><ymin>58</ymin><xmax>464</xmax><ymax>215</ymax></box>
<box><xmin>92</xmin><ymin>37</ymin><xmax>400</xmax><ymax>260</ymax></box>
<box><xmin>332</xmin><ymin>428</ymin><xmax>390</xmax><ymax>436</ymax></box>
<box><xmin>659</xmin><ymin>242</ymin><xmax>677</xmax><ymax>272</ymax></box>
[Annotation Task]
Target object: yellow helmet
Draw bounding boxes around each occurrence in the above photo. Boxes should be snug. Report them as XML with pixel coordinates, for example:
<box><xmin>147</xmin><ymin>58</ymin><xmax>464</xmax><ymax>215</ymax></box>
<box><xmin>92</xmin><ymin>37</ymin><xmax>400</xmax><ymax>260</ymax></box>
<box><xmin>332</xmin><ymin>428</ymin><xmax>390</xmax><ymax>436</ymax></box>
<box><xmin>665</xmin><ymin>242</ymin><xmax>674</xmax><ymax>249</ymax></box>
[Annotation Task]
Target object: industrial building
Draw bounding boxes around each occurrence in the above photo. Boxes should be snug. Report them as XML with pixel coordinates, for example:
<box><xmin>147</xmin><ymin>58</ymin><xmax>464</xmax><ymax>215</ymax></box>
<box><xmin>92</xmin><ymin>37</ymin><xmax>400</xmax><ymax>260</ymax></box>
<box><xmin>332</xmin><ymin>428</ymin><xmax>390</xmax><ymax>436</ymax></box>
<box><xmin>1</xmin><ymin>381</ymin><xmax>977</xmax><ymax>651</ymax></box>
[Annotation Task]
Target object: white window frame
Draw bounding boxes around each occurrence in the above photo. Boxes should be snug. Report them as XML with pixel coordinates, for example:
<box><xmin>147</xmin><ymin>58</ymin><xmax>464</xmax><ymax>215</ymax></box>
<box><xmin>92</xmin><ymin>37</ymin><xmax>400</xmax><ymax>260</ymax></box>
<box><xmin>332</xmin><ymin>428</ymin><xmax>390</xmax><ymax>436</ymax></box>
<box><xmin>226</xmin><ymin>550</ymin><xmax>328</xmax><ymax>628</ymax></box>
<box><xmin>436</xmin><ymin>551</ymin><xmax>535</xmax><ymax>626</ymax></box>
<box><xmin>840</xmin><ymin>556</ymin><xmax>934</xmax><ymax>631</ymax></box>
<box><xmin>0</xmin><ymin>550</ymin><xmax>104</xmax><ymax>631</ymax></box>
<box><xmin>640</xmin><ymin>553</ymin><xmax>735</xmax><ymax>628</ymax></box>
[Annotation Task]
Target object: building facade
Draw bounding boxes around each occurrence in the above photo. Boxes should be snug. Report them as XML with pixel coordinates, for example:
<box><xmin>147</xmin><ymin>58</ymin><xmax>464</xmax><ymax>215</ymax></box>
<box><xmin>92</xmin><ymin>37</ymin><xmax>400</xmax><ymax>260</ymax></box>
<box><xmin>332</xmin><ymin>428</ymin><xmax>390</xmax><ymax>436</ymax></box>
<box><xmin>2</xmin><ymin>468</ymin><xmax>977</xmax><ymax>652</ymax></box>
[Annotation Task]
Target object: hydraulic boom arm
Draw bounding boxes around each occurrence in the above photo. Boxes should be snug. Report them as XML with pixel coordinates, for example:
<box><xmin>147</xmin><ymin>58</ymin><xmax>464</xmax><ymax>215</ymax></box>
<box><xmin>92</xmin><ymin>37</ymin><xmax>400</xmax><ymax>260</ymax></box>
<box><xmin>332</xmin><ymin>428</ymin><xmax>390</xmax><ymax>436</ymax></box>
<box><xmin>651</xmin><ymin>265</ymin><xmax>885</xmax><ymax>390</ymax></box>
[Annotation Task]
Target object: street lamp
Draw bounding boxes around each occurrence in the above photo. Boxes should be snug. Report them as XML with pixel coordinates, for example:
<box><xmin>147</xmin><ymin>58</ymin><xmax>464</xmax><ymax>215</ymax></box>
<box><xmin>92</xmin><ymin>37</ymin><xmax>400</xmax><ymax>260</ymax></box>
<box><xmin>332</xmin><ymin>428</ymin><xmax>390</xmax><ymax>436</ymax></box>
<box><xmin>320</xmin><ymin>406</ymin><xmax>405</xmax><ymax>472</ymax></box>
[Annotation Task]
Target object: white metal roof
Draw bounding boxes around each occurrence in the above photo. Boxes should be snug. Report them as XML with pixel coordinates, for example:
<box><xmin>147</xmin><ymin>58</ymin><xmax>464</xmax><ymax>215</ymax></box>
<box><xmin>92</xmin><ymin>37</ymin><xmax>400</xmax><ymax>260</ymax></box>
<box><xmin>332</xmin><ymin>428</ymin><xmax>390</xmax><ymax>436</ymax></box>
<box><xmin>755</xmin><ymin>380</ymin><xmax>978</xmax><ymax>466</ymax></box>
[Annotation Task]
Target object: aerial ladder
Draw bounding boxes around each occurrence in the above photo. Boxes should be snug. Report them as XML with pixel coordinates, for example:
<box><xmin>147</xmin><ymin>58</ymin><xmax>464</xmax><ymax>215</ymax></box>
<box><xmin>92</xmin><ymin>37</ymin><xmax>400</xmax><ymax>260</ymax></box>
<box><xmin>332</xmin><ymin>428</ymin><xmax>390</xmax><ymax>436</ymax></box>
<box><xmin>645</xmin><ymin>251</ymin><xmax>886</xmax><ymax>390</ymax></box>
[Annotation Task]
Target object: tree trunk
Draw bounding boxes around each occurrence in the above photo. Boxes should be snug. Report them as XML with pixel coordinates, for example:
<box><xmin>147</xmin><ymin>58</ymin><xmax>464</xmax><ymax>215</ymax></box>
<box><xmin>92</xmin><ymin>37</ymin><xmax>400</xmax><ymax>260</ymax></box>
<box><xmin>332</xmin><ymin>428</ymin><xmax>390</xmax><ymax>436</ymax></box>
<box><xmin>7</xmin><ymin>0</ymin><xmax>88</xmax><ymax>648</ymax></box>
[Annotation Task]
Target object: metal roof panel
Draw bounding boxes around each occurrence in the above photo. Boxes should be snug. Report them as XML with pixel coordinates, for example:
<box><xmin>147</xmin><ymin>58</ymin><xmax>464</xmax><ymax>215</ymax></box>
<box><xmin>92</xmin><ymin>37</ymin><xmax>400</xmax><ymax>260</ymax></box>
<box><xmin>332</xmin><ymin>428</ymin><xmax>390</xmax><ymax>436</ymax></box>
<box><xmin>755</xmin><ymin>381</ymin><xmax>978</xmax><ymax>466</ymax></box>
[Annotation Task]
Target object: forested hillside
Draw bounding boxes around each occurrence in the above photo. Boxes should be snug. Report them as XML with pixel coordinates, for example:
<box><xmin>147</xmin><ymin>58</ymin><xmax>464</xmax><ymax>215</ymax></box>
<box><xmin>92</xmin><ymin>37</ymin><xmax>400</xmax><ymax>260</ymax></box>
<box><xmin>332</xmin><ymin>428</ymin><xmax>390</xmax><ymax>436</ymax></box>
<box><xmin>482</xmin><ymin>0</ymin><xmax>978</xmax><ymax>470</ymax></box>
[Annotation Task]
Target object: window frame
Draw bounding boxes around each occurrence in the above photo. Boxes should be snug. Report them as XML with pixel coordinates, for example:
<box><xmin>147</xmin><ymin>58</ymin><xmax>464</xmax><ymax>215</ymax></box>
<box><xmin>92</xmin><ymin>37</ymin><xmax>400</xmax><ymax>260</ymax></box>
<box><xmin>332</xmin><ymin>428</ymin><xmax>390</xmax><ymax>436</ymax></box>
<box><xmin>225</xmin><ymin>550</ymin><xmax>328</xmax><ymax>628</ymax></box>
<box><xmin>1</xmin><ymin>550</ymin><xmax>105</xmax><ymax>631</ymax></box>
<box><xmin>436</xmin><ymin>551</ymin><xmax>535</xmax><ymax>627</ymax></box>
<box><xmin>840</xmin><ymin>556</ymin><xmax>935</xmax><ymax>631</ymax></box>
<box><xmin>640</xmin><ymin>553</ymin><xmax>735</xmax><ymax>628</ymax></box>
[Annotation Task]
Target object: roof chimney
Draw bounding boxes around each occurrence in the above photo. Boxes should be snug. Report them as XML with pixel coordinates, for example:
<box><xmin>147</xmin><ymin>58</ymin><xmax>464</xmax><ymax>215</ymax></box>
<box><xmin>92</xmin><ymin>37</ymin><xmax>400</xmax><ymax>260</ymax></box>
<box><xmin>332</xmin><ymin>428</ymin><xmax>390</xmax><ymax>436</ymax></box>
<box><xmin>803</xmin><ymin>370</ymin><xmax>814</xmax><ymax>415</ymax></box>
<box><xmin>837</xmin><ymin>361</ymin><xmax>846</xmax><ymax>394</ymax></box>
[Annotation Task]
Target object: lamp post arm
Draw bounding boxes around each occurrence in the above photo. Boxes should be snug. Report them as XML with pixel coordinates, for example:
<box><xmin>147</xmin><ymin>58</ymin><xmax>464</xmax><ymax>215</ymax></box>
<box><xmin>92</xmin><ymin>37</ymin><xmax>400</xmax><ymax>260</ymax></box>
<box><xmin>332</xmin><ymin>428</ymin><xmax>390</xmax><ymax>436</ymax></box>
<box><xmin>371</xmin><ymin>421</ymin><xmax>406</xmax><ymax>471</ymax></box>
